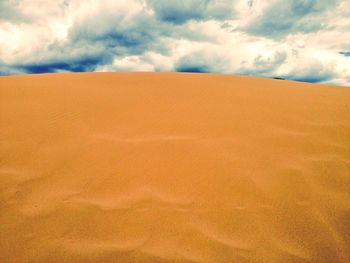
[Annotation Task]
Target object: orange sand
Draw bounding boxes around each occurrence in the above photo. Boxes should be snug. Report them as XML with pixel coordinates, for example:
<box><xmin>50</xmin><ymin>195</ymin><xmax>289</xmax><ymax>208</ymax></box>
<box><xmin>0</xmin><ymin>72</ymin><xmax>350</xmax><ymax>263</ymax></box>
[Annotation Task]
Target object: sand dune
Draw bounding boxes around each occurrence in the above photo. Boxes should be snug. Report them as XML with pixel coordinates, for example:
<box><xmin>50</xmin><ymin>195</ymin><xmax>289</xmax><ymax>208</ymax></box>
<box><xmin>0</xmin><ymin>72</ymin><xmax>349</xmax><ymax>263</ymax></box>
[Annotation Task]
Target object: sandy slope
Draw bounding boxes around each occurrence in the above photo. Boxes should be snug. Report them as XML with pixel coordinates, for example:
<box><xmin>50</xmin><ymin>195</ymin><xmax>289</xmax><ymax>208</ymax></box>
<box><xmin>0</xmin><ymin>72</ymin><xmax>350</xmax><ymax>263</ymax></box>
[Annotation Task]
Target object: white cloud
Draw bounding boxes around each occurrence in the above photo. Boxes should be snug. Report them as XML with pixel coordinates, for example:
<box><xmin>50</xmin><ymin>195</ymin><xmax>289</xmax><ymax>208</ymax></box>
<box><xmin>0</xmin><ymin>0</ymin><xmax>349</xmax><ymax>86</ymax></box>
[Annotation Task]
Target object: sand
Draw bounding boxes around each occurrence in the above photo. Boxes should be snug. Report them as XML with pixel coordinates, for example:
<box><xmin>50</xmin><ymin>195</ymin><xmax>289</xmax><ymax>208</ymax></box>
<box><xmin>0</xmin><ymin>72</ymin><xmax>350</xmax><ymax>263</ymax></box>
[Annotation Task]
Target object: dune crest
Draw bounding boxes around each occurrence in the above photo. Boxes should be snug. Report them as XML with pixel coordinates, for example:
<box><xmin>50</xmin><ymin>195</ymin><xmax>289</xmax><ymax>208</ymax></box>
<box><xmin>1</xmin><ymin>72</ymin><xmax>350</xmax><ymax>263</ymax></box>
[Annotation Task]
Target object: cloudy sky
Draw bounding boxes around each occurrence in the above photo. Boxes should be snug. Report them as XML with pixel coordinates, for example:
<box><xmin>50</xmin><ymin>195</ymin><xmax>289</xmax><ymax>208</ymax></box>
<box><xmin>0</xmin><ymin>0</ymin><xmax>349</xmax><ymax>85</ymax></box>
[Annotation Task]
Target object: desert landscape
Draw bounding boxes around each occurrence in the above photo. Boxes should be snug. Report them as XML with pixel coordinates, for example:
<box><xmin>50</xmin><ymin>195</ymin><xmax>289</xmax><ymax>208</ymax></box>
<box><xmin>0</xmin><ymin>72</ymin><xmax>349</xmax><ymax>262</ymax></box>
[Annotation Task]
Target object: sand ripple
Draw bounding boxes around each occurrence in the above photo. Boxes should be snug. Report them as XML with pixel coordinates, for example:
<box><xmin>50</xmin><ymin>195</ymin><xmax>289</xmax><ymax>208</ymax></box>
<box><xmin>1</xmin><ymin>73</ymin><xmax>350</xmax><ymax>263</ymax></box>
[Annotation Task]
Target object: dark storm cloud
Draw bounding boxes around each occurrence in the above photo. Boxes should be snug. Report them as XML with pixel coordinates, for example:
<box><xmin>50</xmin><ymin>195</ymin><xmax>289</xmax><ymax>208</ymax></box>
<box><xmin>281</xmin><ymin>62</ymin><xmax>334</xmax><ymax>83</ymax></box>
<box><xmin>67</xmin><ymin>10</ymin><xmax>181</xmax><ymax>58</ymax></box>
<box><xmin>5</xmin><ymin>11</ymin><xmax>164</xmax><ymax>74</ymax></box>
<box><xmin>4</xmin><ymin>5</ymin><xmax>214</xmax><ymax>75</ymax></box>
<box><xmin>5</xmin><ymin>33</ymin><xmax>117</xmax><ymax>74</ymax></box>
<box><xmin>292</xmin><ymin>75</ymin><xmax>332</xmax><ymax>83</ymax></box>
<box><xmin>0</xmin><ymin>0</ymin><xmax>349</xmax><ymax>85</ymax></box>
<box><xmin>15</xmin><ymin>55</ymin><xmax>109</xmax><ymax>74</ymax></box>
<box><xmin>147</xmin><ymin>0</ymin><xmax>235</xmax><ymax>24</ymax></box>
<box><xmin>339</xmin><ymin>52</ymin><xmax>350</xmax><ymax>57</ymax></box>
<box><xmin>245</xmin><ymin>0</ymin><xmax>341</xmax><ymax>38</ymax></box>
<box><xmin>176</xmin><ymin>65</ymin><xmax>210</xmax><ymax>73</ymax></box>
<box><xmin>174</xmin><ymin>52</ymin><xmax>229</xmax><ymax>73</ymax></box>
<box><xmin>0</xmin><ymin>60</ymin><xmax>25</xmax><ymax>75</ymax></box>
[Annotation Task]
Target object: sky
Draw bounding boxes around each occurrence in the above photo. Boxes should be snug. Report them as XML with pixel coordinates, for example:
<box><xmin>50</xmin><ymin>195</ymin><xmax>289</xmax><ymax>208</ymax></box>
<box><xmin>0</xmin><ymin>0</ymin><xmax>349</xmax><ymax>86</ymax></box>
